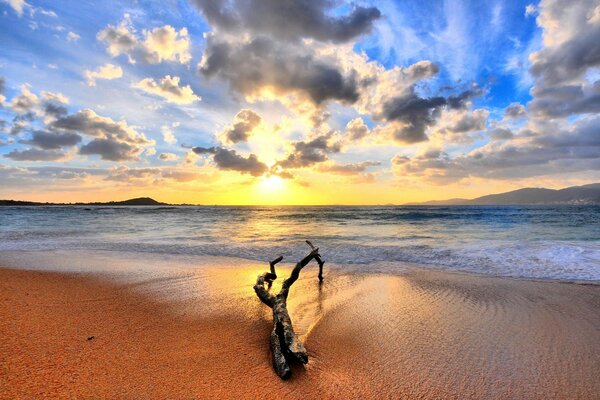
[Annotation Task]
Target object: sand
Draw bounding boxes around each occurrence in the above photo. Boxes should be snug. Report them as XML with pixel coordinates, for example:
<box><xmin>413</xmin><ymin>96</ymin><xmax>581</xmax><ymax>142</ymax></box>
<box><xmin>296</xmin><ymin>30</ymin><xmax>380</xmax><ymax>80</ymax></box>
<box><xmin>1</xmin><ymin>264</ymin><xmax>599</xmax><ymax>399</ymax></box>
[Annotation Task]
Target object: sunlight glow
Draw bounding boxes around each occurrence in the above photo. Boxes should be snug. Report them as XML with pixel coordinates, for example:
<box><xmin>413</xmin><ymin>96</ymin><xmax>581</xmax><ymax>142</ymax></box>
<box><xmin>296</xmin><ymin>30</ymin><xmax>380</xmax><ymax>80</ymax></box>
<box><xmin>260</xmin><ymin>175</ymin><xmax>284</xmax><ymax>192</ymax></box>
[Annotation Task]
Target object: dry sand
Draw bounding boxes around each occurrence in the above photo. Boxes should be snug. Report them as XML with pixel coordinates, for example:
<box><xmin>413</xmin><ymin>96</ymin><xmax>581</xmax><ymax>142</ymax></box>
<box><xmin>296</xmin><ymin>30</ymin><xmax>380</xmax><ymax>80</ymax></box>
<box><xmin>1</xmin><ymin>265</ymin><xmax>599</xmax><ymax>399</ymax></box>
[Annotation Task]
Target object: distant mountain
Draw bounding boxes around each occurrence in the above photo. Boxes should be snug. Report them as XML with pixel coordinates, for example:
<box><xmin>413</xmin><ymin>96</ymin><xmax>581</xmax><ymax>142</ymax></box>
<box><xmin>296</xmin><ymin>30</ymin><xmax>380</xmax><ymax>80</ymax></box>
<box><xmin>0</xmin><ymin>197</ymin><xmax>167</xmax><ymax>206</ymax></box>
<box><xmin>407</xmin><ymin>183</ymin><xmax>600</xmax><ymax>205</ymax></box>
<box><xmin>85</xmin><ymin>197</ymin><xmax>166</xmax><ymax>206</ymax></box>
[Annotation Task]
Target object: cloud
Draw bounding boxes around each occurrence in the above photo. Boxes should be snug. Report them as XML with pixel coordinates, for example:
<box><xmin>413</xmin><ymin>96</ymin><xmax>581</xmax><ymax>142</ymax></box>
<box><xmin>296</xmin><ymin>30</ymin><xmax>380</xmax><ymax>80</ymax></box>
<box><xmin>430</xmin><ymin>108</ymin><xmax>489</xmax><ymax>144</ymax></box>
<box><xmin>79</xmin><ymin>138</ymin><xmax>140</xmax><ymax>161</ymax></box>
<box><xmin>142</xmin><ymin>25</ymin><xmax>192</xmax><ymax>64</ymax></box>
<box><xmin>41</xmin><ymin>91</ymin><xmax>69</xmax><ymax>104</ymax></box>
<box><xmin>488</xmin><ymin>126</ymin><xmax>514</xmax><ymax>141</ymax></box>
<box><xmin>525</xmin><ymin>4</ymin><xmax>537</xmax><ymax>17</ymax></box>
<box><xmin>530</xmin><ymin>0</ymin><xmax>600</xmax><ymax>86</ymax></box>
<box><xmin>51</xmin><ymin>109</ymin><xmax>153</xmax><ymax>145</ymax></box>
<box><xmin>192</xmin><ymin>146</ymin><xmax>268</xmax><ymax>176</ymax></box>
<box><xmin>84</xmin><ymin>64</ymin><xmax>123</xmax><ymax>86</ymax></box>
<box><xmin>344</xmin><ymin>117</ymin><xmax>370</xmax><ymax>142</ymax></box>
<box><xmin>42</xmin><ymin>102</ymin><xmax>68</xmax><ymax>119</ymax></box>
<box><xmin>7</xmin><ymin>84</ymin><xmax>70</xmax><ymax>123</ymax></box>
<box><xmin>218</xmin><ymin>109</ymin><xmax>261</xmax><ymax>144</ymax></box>
<box><xmin>529</xmin><ymin>81</ymin><xmax>600</xmax><ymax>117</ymax></box>
<box><xmin>376</xmin><ymin>86</ymin><xmax>481</xmax><ymax>143</ymax></box>
<box><xmin>317</xmin><ymin>161</ymin><xmax>380</xmax><ymax>175</ymax></box>
<box><xmin>161</xmin><ymin>125</ymin><xmax>177</xmax><ymax>144</ymax></box>
<box><xmin>49</xmin><ymin>108</ymin><xmax>153</xmax><ymax>161</ymax></box>
<box><xmin>276</xmin><ymin>134</ymin><xmax>341</xmax><ymax>169</ymax></box>
<box><xmin>134</xmin><ymin>75</ymin><xmax>200</xmax><ymax>104</ymax></box>
<box><xmin>192</xmin><ymin>0</ymin><xmax>381</xmax><ymax>43</ymax></box>
<box><xmin>96</xmin><ymin>20</ymin><xmax>137</xmax><ymax>59</ymax></box>
<box><xmin>526</xmin><ymin>0</ymin><xmax>600</xmax><ymax>119</ymax></box>
<box><xmin>10</xmin><ymin>84</ymin><xmax>39</xmax><ymax>114</ymax></box>
<box><xmin>504</xmin><ymin>103</ymin><xmax>526</xmax><ymax>119</ymax></box>
<box><xmin>6</xmin><ymin>0</ymin><xmax>28</xmax><ymax>16</ymax></box>
<box><xmin>158</xmin><ymin>152</ymin><xmax>178</xmax><ymax>161</ymax></box>
<box><xmin>9</xmin><ymin>120</ymin><xmax>27</xmax><ymax>136</ymax></box>
<box><xmin>97</xmin><ymin>20</ymin><xmax>191</xmax><ymax>64</ymax></box>
<box><xmin>104</xmin><ymin>166</ymin><xmax>202</xmax><ymax>183</ymax></box>
<box><xmin>199</xmin><ymin>35</ymin><xmax>359</xmax><ymax>105</ymax></box>
<box><xmin>393</xmin><ymin>115</ymin><xmax>600</xmax><ymax>183</ymax></box>
<box><xmin>22</xmin><ymin>130</ymin><xmax>82</xmax><ymax>149</ymax></box>
<box><xmin>5</xmin><ymin>148</ymin><xmax>67</xmax><ymax>161</ymax></box>
<box><xmin>441</xmin><ymin>109</ymin><xmax>488</xmax><ymax>134</ymax></box>
<box><xmin>67</xmin><ymin>31</ymin><xmax>80</xmax><ymax>42</ymax></box>
<box><xmin>0</xmin><ymin>76</ymin><xmax>5</xmax><ymax>101</ymax></box>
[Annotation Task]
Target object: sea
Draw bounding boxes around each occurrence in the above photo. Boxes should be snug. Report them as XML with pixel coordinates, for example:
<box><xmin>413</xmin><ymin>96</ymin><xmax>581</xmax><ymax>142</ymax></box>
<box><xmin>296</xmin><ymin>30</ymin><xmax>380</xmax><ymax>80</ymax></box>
<box><xmin>1</xmin><ymin>205</ymin><xmax>599</xmax><ymax>281</ymax></box>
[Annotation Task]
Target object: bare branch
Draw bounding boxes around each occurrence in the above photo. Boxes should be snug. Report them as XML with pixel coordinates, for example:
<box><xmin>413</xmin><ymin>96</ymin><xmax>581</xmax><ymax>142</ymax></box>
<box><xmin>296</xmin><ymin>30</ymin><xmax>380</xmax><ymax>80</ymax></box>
<box><xmin>253</xmin><ymin>241</ymin><xmax>325</xmax><ymax>379</ymax></box>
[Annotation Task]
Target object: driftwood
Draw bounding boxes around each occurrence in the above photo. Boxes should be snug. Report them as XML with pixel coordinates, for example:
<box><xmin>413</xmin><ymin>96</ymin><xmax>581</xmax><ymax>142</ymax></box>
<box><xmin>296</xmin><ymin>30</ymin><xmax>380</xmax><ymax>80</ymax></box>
<box><xmin>253</xmin><ymin>240</ymin><xmax>325</xmax><ymax>379</ymax></box>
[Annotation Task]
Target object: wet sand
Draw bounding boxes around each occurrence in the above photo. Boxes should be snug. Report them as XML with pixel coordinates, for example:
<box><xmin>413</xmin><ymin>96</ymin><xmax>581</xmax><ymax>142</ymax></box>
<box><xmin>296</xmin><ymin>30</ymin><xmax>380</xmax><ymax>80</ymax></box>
<box><xmin>1</xmin><ymin>265</ymin><xmax>599</xmax><ymax>399</ymax></box>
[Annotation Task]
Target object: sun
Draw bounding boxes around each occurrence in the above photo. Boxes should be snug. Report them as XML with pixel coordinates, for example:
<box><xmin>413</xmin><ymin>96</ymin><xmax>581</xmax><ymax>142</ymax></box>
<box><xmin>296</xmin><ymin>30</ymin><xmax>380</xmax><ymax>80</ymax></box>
<box><xmin>260</xmin><ymin>175</ymin><xmax>284</xmax><ymax>191</ymax></box>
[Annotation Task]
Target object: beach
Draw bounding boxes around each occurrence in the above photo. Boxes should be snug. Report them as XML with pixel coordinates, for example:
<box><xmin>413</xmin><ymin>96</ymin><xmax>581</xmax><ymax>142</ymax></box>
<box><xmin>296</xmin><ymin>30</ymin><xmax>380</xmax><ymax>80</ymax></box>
<box><xmin>2</xmin><ymin>260</ymin><xmax>599</xmax><ymax>399</ymax></box>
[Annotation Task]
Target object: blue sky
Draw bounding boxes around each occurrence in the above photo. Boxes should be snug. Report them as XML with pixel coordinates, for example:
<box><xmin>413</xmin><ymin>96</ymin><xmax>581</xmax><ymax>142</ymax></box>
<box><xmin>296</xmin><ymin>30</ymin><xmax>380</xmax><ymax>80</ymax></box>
<box><xmin>0</xmin><ymin>0</ymin><xmax>598</xmax><ymax>204</ymax></box>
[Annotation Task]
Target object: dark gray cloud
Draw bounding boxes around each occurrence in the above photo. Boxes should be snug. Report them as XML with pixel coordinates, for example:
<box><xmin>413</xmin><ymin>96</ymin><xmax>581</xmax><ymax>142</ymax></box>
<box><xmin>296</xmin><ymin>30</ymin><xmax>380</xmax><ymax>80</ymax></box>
<box><xmin>10</xmin><ymin>86</ymin><xmax>38</xmax><ymax>114</ymax></box>
<box><xmin>221</xmin><ymin>109</ymin><xmax>261</xmax><ymax>143</ymax></box>
<box><xmin>530</xmin><ymin>23</ymin><xmax>600</xmax><ymax>87</ymax></box>
<box><xmin>504</xmin><ymin>103</ymin><xmax>526</xmax><ymax>119</ymax></box>
<box><xmin>43</xmin><ymin>102</ymin><xmax>69</xmax><ymax>119</ymax></box>
<box><xmin>444</xmin><ymin>110</ymin><xmax>487</xmax><ymax>134</ymax></box>
<box><xmin>79</xmin><ymin>138</ymin><xmax>139</xmax><ymax>161</ymax></box>
<box><xmin>193</xmin><ymin>0</ymin><xmax>380</xmax><ymax>43</ymax></box>
<box><xmin>199</xmin><ymin>36</ymin><xmax>359</xmax><ymax>105</ymax></box>
<box><xmin>9</xmin><ymin>120</ymin><xmax>29</xmax><ymax>136</ymax></box>
<box><xmin>4</xmin><ymin>148</ymin><xmax>67</xmax><ymax>161</ymax></box>
<box><xmin>525</xmin><ymin>1</ymin><xmax>600</xmax><ymax>121</ymax></box>
<box><xmin>51</xmin><ymin>109</ymin><xmax>152</xmax><ymax>145</ymax></box>
<box><xmin>0</xmin><ymin>77</ymin><xmax>5</xmax><ymax>95</ymax></box>
<box><xmin>23</xmin><ymin>130</ymin><xmax>82</xmax><ymax>149</ymax></box>
<box><xmin>488</xmin><ymin>127</ymin><xmax>514</xmax><ymax>141</ymax></box>
<box><xmin>381</xmin><ymin>87</ymin><xmax>481</xmax><ymax>143</ymax></box>
<box><xmin>276</xmin><ymin>134</ymin><xmax>341</xmax><ymax>168</ymax></box>
<box><xmin>192</xmin><ymin>146</ymin><xmax>268</xmax><ymax>176</ymax></box>
<box><xmin>393</xmin><ymin>116</ymin><xmax>600</xmax><ymax>183</ymax></box>
<box><xmin>529</xmin><ymin>81</ymin><xmax>600</xmax><ymax>117</ymax></box>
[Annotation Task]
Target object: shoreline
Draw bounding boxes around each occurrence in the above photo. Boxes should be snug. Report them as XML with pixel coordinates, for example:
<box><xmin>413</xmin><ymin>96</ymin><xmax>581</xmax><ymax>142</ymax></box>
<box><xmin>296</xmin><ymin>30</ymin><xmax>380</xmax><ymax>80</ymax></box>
<box><xmin>1</xmin><ymin>248</ymin><xmax>599</xmax><ymax>286</ymax></box>
<box><xmin>2</xmin><ymin>263</ymin><xmax>600</xmax><ymax>399</ymax></box>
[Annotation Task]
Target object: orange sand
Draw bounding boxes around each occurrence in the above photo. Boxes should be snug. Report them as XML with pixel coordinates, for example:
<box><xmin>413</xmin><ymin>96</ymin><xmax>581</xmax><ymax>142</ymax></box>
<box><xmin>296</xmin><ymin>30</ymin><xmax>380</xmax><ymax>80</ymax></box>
<box><xmin>1</xmin><ymin>266</ymin><xmax>599</xmax><ymax>399</ymax></box>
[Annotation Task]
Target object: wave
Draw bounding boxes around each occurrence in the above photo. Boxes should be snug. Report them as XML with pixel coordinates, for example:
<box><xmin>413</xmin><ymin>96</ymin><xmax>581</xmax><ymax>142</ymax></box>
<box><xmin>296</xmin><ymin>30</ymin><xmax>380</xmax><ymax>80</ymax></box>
<box><xmin>1</xmin><ymin>205</ymin><xmax>599</xmax><ymax>281</ymax></box>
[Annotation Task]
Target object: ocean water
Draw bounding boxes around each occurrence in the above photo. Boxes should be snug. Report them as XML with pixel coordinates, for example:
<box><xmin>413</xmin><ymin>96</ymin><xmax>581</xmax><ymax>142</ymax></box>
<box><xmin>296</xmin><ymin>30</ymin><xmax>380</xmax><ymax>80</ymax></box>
<box><xmin>0</xmin><ymin>205</ymin><xmax>599</xmax><ymax>281</ymax></box>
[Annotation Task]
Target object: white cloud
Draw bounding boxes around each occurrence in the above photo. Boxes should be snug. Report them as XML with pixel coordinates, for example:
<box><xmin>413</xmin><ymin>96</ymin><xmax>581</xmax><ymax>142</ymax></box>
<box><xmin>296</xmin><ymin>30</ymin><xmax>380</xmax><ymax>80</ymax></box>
<box><xmin>7</xmin><ymin>0</ymin><xmax>28</xmax><ymax>16</ymax></box>
<box><xmin>134</xmin><ymin>75</ymin><xmax>200</xmax><ymax>104</ymax></box>
<box><xmin>97</xmin><ymin>20</ymin><xmax>191</xmax><ymax>64</ymax></box>
<box><xmin>10</xmin><ymin>84</ymin><xmax>39</xmax><ymax>114</ymax></box>
<box><xmin>161</xmin><ymin>125</ymin><xmax>177</xmax><ymax>144</ymax></box>
<box><xmin>84</xmin><ymin>64</ymin><xmax>123</xmax><ymax>86</ymax></box>
<box><xmin>67</xmin><ymin>31</ymin><xmax>81</xmax><ymax>42</ymax></box>
<box><xmin>525</xmin><ymin>4</ymin><xmax>537</xmax><ymax>17</ymax></box>
<box><xmin>159</xmin><ymin>152</ymin><xmax>178</xmax><ymax>162</ymax></box>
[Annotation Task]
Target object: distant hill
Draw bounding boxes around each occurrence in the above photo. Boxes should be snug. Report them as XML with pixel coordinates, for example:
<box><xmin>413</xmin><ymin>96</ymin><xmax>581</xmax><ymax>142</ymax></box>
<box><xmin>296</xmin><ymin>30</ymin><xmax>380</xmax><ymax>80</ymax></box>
<box><xmin>407</xmin><ymin>183</ymin><xmax>600</xmax><ymax>205</ymax></box>
<box><xmin>85</xmin><ymin>197</ymin><xmax>166</xmax><ymax>206</ymax></box>
<box><xmin>0</xmin><ymin>197</ymin><xmax>167</xmax><ymax>206</ymax></box>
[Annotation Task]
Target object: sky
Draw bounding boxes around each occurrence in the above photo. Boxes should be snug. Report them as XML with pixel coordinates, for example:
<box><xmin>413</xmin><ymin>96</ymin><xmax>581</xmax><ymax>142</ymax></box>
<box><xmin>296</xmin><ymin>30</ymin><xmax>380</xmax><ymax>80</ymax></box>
<box><xmin>0</xmin><ymin>0</ymin><xmax>599</xmax><ymax>204</ymax></box>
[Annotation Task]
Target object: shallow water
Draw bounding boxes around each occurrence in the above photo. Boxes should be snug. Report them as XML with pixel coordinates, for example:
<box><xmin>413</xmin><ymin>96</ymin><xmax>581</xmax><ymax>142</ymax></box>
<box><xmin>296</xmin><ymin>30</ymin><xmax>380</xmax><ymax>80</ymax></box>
<box><xmin>1</xmin><ymin>205</ymin><xmax>599</xmax><ymax>281</ymax></box>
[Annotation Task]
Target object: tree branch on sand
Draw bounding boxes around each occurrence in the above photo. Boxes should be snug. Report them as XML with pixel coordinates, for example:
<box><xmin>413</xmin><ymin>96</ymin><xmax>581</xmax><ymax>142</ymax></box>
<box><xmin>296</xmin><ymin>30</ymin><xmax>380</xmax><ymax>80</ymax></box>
<box><xmin>253</xmin><ymin>240</ymin><xmax>325</xmax><ymax>379</ymax></box>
